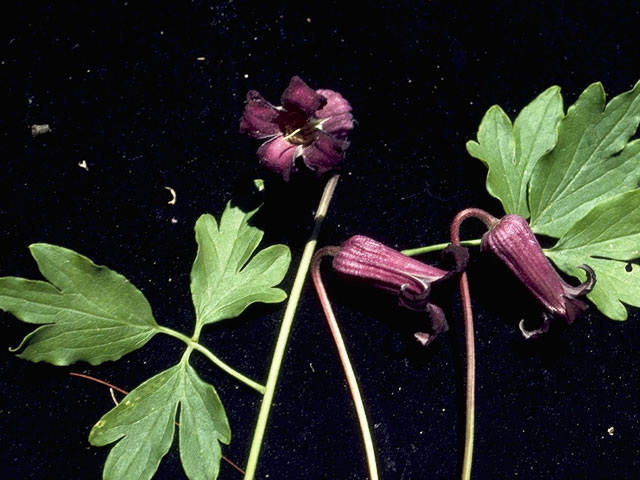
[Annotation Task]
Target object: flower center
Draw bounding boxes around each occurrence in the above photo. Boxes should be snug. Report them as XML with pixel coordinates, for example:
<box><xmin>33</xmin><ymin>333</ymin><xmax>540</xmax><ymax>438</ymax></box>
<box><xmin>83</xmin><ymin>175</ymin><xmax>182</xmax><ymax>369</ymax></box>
<box><xmin>277</xmin><ymin>111</ymin><xmax>321</xmax><ymax>145</ymax></box>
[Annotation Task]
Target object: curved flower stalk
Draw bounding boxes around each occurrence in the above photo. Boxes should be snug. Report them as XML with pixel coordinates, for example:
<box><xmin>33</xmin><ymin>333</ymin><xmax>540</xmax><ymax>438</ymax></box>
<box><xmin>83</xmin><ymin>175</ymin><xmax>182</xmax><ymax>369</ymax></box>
<box><xmin>449</xmin><ymin>208</ymin><xmax>596</xmax><ymax>480</ymax></box>
<box><xmin>310</xmin><ymin>235</ymin><xmax>467</xmax><ymax>480</ymax></box>
<box><xmin>240</xmin><ymin>76</ymin><xmax>354</xmax><ymax>181</ymax></box>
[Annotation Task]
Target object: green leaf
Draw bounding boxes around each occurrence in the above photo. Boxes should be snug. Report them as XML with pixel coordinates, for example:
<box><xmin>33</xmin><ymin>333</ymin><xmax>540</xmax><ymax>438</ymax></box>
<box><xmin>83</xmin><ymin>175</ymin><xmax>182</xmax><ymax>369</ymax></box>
<box><xmin>0</xmin><ymin>244</ymin><xmax>158</xmax><ymax>365</ymax></box>
<box><xmin>529</xmin><ymin>80</ymin><xmax>640</xmax><ymax>237</ymax></box>
<box><xmin>90</xmin><ymin>366</ymin><xmax>180</xmax><ymax>480</ymax></box>
<box><xmin>546</xmin><ymin>190</ymin><xmax>640</xmax><ymax>320</ymax></box>
<box><xmin>89</xmin><ymin>361</ymin><xmax>230</xmax><ymax>480</ymax></box>
<box><xmin>466</xmin><ymin>86</ymin><xmax>563</xmax><ymax>217</ymax></box>
<box><xmin>190</xmin><ymin>202</ymin><xmax>291</xmax><ymax>327</ymax></box>
<box><xmin>179</xmin><ymin>363</ymin><xmax>231</xmax><ymax>480</ymax></box>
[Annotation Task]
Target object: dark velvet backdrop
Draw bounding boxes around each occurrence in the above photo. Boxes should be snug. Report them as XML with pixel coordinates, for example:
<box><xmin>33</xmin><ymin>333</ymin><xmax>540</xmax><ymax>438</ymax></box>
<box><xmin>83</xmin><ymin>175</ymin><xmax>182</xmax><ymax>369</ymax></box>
<box><xmin>2</xmin><ymin>2</ymin><xmax>640</xmax><ymax>479</ymax></box>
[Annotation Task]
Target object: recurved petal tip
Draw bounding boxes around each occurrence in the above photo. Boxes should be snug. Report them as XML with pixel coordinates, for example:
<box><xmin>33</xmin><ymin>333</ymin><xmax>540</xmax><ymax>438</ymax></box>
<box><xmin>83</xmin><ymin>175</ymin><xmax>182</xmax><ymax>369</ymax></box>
<box><xmin>414</xmin><ymin>332</ymin><xmax>433</xmax><ymax>347</ymax></box>
<box><xmin>573</xmin><ymin>264</ymin><xmax>596</xmax><ymax>295</ymax></box>
<box><xmin>518</xmin><ymin>317</ymin><xmax>550</xmax><ymax>339</ymax></box>
<box><xmin>399</xmin><ymin>278</ymin><xmax>431</xmax><ymax>310</ymax></box>
<box><xmin>414</xmin><ymin>303</ymin><xmax>448</xmax><ymax>346</ymax></box>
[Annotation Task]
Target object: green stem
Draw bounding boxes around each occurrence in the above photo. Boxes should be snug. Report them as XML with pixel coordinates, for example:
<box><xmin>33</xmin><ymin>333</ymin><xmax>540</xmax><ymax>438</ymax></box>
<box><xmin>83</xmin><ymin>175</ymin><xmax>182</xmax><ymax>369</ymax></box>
<box><xmin>157</xmin><ymin>325</ymin><xmax>265</xmax><ymax>394</ymax></box>
<box><xmin>243</xmin><ymin>173</ymin><xmax>340</xmax><ymax>480</ymax></box>
<box><xmin>401</xmin><ymin>238</ymin><xmax>481</xmax><ymax>256</ymax></box>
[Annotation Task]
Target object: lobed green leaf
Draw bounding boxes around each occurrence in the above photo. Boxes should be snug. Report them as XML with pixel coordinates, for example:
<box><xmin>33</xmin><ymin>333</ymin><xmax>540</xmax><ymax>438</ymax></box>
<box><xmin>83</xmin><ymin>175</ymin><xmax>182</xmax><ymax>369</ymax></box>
<box><xmin>0</xmin><ymin>244</ymin><xmax>158</xmax><ymax>365</ymax></box>
<box><xmin>89</xmin><ymin>366</ymin><xmax>180</xmax><ymax>480</ymax></box>
<box><xmin>89</xmin><ymin>361</ymin><xmax>230</xmax><ymax>480</ymax></box>
<box><xmin>179</xmin><ymin>362</ymin><xmax>231</xmax><ymax>480</ymax></box>
<box><xmin>190</xmin><ymin>203</ymin><xmax>291</xmax><ymax>327</ymax></box>
<box><xmin>529</xmin><ymin>80</ymin><xmax>640</xmax><ymax>237</ymax></box>
<box><xmin>546</xmin><ymin>190</ymin><xmax>640</xmax><ymax>320</ymax></box>
<box><xmin>466</xmin><ymin>86</ymin><xmax>563</xmax><ymax>217</ymax></box>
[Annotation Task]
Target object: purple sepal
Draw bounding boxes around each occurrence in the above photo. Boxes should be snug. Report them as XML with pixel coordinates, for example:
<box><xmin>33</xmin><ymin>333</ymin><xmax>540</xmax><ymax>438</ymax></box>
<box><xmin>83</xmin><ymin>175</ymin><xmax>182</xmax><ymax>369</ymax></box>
<box><xmin>316</xmin><ymin>89</ymin><xmax>354</xmax><ymax>139</ymax></box>
<box><xmin>281</xmin><ymin>76</ymin><xmax>327</xmax><ymax>116</ymax></box>
<box><xmin>302</xmin><ymin>131</ymin><xmax>350</xmax><ymax>174</ymax></box>
<box><xmin>257</xmin><ymin>136</ymin><xmax>300</xmax><ymax>181</ymax></box>
<box><xmin>415</xmin><ymin>304</ymin><xmax>449</xmax><ymax>347</ymax></box>
<box><xmin>333</xmin><ymin>235</ymin><xmax>460</xmax><ymax>346</ymax></box>
<box><xmin>481</xmin><ymin>214</ymin><xmax>595</xmax><ymax>336</ymax></box>
<box><xmin>333</xmin><ymin>235</ymin><xmax>449</xmax><ymax>302</ymax></box>
<box><xmin>239</xmin><ymin>91</ymin><xmax>282</xmax><ymax>139</ymax></box>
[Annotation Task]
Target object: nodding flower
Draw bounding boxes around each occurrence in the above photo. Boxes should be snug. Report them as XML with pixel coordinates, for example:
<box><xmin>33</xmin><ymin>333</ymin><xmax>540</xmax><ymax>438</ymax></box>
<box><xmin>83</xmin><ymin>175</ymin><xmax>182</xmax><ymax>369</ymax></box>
<box><xmin>479</xmin><ymin>213</ymin><xmax>595</xmax><ymax>338</ymax></box>
<box><xmin>331</xmin><ymin>235</ymin><xmax>468</xmax><ymax>346</ymax></box>
<box><xmin>240</xmin><ymin>76</ymin><xmax>353</xmax><ymax>181</ymax></box>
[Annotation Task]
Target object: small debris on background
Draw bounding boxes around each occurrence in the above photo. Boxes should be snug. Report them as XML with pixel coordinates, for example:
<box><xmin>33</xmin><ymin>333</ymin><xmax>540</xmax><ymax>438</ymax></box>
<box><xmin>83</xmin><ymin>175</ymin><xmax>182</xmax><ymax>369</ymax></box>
<box><xmin>31</xmin><ymin>124</ymin><xmax>51</xmax><ymax>137</ymax></box>
<box><xmin>170</xmin><ymin>217</ymin><xmax>178</xmax><ymax>224</ymax></box>
<box><xmin>165</xmin><ymin>186</ymin><xmax>177</xmax><ymax>205</ymax></box>
<box><xmin>196</xmin><ymin>56</ymin><xmax>206</xmax><ymax>61</ymax></box>
<box><xmin>607</xmin><ymin>426</ymin><xmax>615</xmax><ymax>436</ymax></box>
<box><xmin>78</xmin><ymin>160</ymin><xmax>89</xmax><ymax>171</ymax></box>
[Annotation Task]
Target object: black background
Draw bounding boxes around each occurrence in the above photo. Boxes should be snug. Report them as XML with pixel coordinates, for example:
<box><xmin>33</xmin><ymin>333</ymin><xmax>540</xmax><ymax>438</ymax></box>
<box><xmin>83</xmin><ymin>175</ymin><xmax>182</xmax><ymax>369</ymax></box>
<box><xmin>2</xmin><ymin>1</ymin><xmax>640</xmax><ymax>479</ymax></box>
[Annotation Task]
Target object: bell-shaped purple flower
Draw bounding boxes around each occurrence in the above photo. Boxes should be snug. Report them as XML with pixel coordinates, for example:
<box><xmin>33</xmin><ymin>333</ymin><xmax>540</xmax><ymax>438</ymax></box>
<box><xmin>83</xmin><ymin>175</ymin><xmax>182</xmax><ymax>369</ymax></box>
<box><xmin>332</xmin><ymin>235</ymin><xmax>467</xmax><ymax>346</ymax></box>
<box><xmin>481</xmin><ymin>214</ymin><xmax>595</xmax><ymax>338</ymax></box>
<box><xmin>240</xmin><ymin>76</ymin><xmax>354</xmax><ymax>181</ymax></box>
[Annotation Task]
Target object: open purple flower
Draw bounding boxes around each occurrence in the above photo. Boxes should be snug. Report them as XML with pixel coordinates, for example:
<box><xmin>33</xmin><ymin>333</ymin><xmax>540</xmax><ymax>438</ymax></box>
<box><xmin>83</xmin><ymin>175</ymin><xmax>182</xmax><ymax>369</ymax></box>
<box><xmin>332</xmin><ymin>235</ymin><xmax>467</xmax><ymax>346</ymax></box>
<box><xmin>481</xmin><ymin>214</ymin><xmax>595</xmax><ymax>338</ymax></box>
<box><xmin>240</xmin><ymin>76</ymin><xmax>354</xmax><ymax>181</ymax></box>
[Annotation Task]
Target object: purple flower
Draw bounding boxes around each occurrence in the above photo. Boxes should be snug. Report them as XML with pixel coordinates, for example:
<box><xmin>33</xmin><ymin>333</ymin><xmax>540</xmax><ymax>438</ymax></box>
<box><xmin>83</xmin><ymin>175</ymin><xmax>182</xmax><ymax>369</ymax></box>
<box><xmin>240</xmin><ymin>76</ymin><xmax>354</xmax><ymax>181</ymax></box>
<box><xmin>332</xmin><ymin>235</ymin><xmax>467</xmax><ymax>346</ymax></box>
<box><xmin>481</xmin><ymin>214</ymin><xmax>595</xmax><ymax>338</ymax></box>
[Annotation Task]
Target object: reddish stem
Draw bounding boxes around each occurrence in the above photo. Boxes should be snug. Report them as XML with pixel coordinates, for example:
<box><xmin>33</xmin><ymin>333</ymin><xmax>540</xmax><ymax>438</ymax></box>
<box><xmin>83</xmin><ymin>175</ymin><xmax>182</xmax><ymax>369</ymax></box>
<box><xmin>69</xmin><ymin>372</ymin><xmax>129</xmax><ymax>395</ymax></box>
<box><xmin>450</xmin><ymin>208</ymin><xmax>498</xmax><ymax>242</ymax></box>
<box><xmin>449</xmin><ymin>208</ymin><xmax>496</xmax><ymax>480</ymax></box>
<box><xmin>311</xmin><ymin>247</ymin><xmax>380</xmax><ymax>480</ymax></box>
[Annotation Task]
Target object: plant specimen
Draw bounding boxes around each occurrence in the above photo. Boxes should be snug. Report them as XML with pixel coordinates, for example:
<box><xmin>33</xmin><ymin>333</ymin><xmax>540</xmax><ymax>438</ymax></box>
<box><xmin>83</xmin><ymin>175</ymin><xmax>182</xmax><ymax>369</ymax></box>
<box><xmin>2</xmin><ymin>76</ymin><xmax>640</xmax><ymax>480</ymax></box>
<box><xmin>1</xmin><ymin>204</ymin><xmax>291</xmax><ymax>479</ymax></box>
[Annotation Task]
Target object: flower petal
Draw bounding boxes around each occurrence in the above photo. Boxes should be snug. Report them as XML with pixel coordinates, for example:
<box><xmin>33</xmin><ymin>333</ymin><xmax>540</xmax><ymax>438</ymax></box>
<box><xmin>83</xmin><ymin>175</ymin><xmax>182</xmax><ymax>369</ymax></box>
<box><xmin>333</xmin><ymin>235</ymin><xmax>449</xmax><ymax>300</ymax></box>
<box><xmin>281</xmin><ymin>76</ymin><xmax>327</xmax><ymax>116</ymax></box>
<box><xmin>319</xmin><ymin>114</ymin><xmax>354</xmax><ymax>139</ymax></box>
<box><xmin>315</xmin><ymin>89</ymin><xmax>352</xmax><ymax>117</ymax></box>
<box><xmin>481</xmin><ymin>214</ymin><xmax>594</xmax><ymax>326</ymax></box>
<box><xmin>563</xmin><ymin>264</ymin><xmax>596</xmax><ymax>297</ymax></box>
<box><xmin>257</xmin><ymin>135</ymin><xmax>300</xmax><ymax>181</ymax></box>
<box><xmin>518</xmin><ymin>316</ymin><xmax>550</xmax><ymax>339</ymax></box>
<box><xmin>414</xmin><ymin>303</ymin><xmax>448</xmax><ymax>346</ymax></box>
<box><xmin>239</xmin><ymin>90</ymin><xmax>282</xmax><ymax>139</ymax></box>
<box><xmin>316</xmin><ymin>89</ymin><xmax>354</xmax><ymax>139</ymax></box>
<box><xmin>560</xmin><ymin>265</ymin><xmax>595</xmax><ymax>324</ymax></box>
<box><xmin>302</xmin><ymin>131</ymin><xmax>350</xmax><ymax>175</ymax></box>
